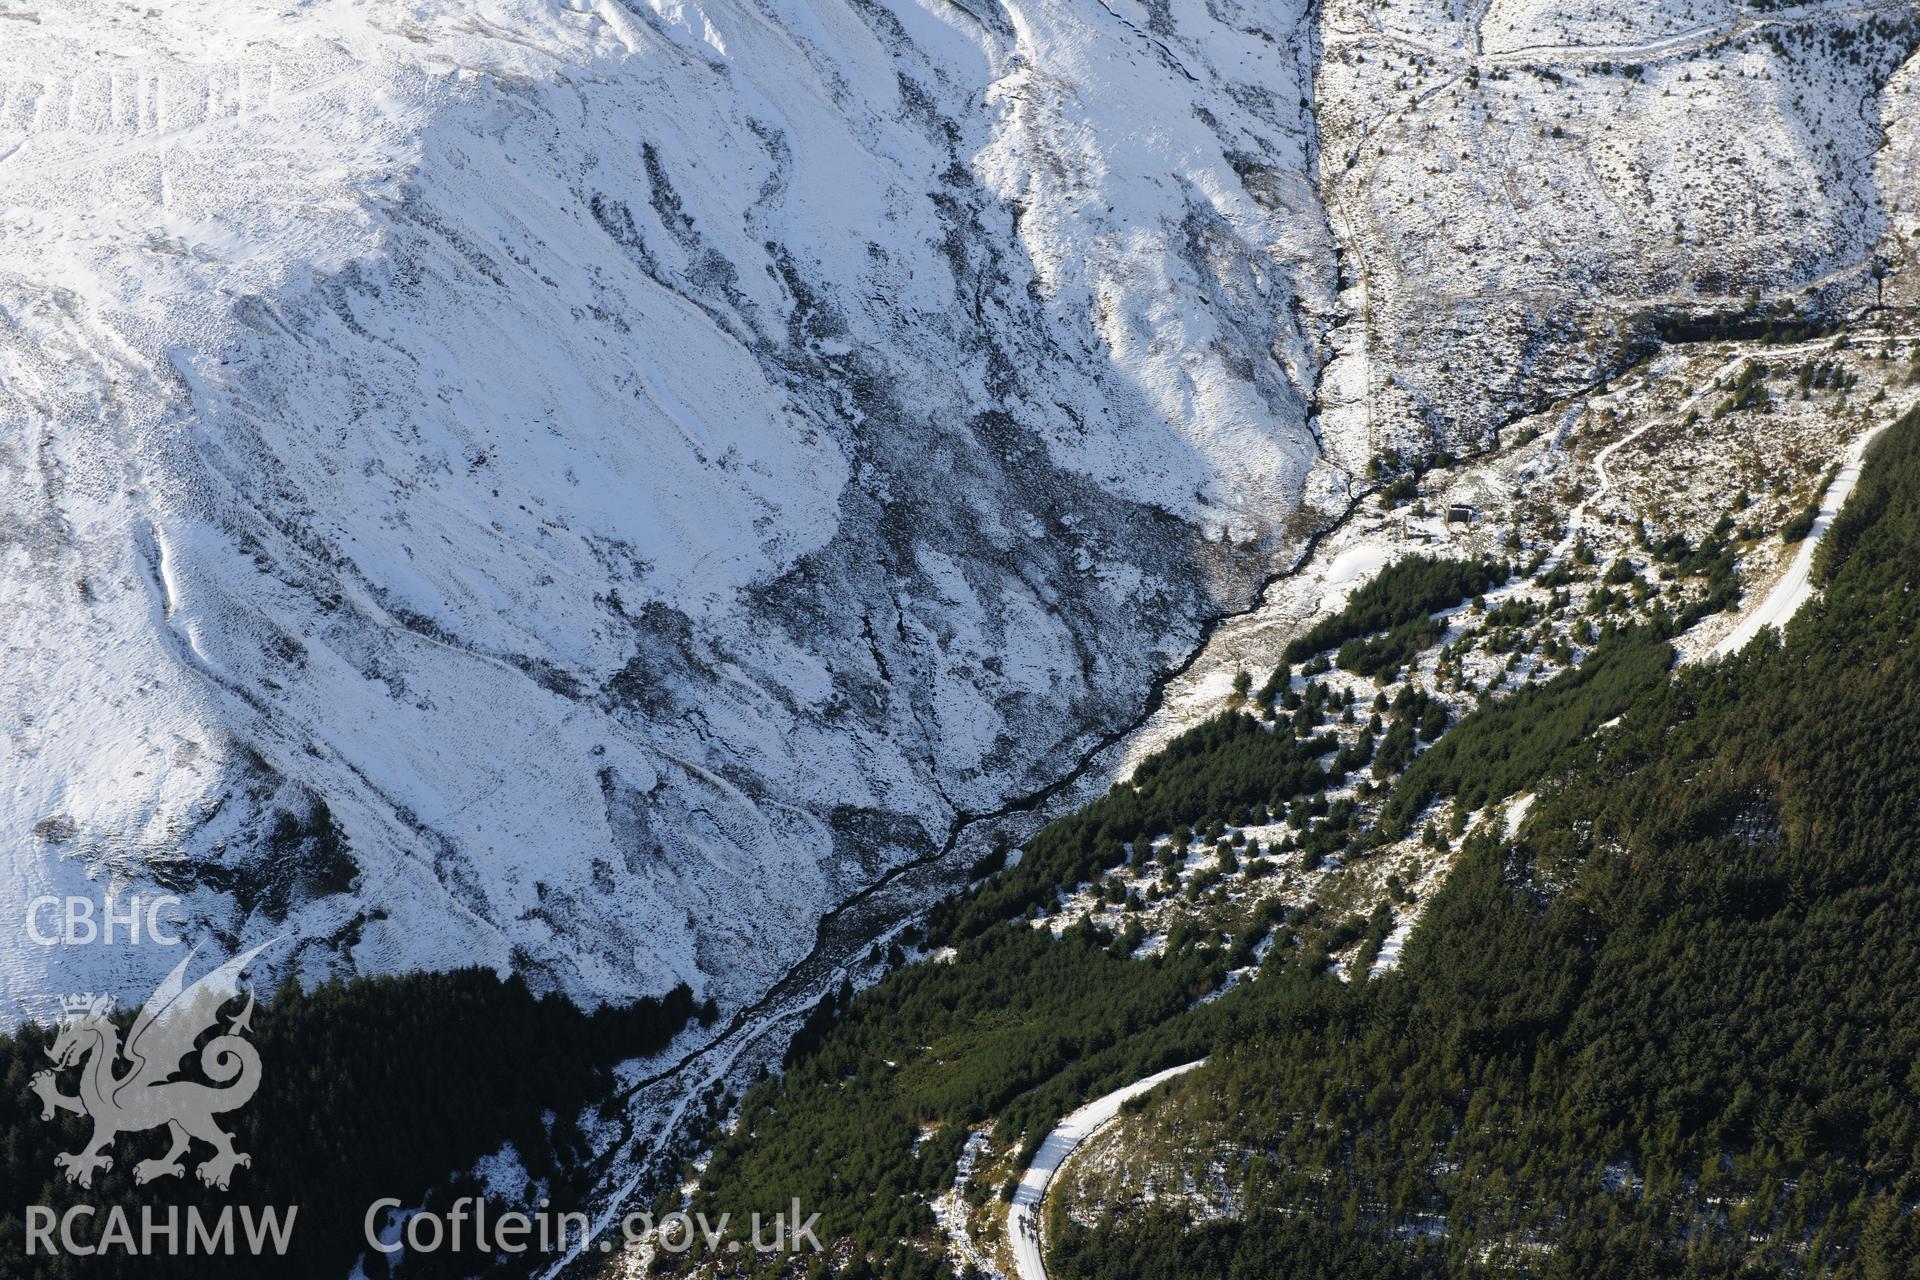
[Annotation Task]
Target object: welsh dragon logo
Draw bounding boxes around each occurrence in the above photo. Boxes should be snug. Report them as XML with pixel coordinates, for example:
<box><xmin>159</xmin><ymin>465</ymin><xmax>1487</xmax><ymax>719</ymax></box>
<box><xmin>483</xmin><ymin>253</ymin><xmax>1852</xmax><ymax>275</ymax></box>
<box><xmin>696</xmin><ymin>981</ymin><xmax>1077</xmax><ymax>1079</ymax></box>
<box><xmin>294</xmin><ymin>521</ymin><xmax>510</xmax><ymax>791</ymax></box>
<box><xmin>30</xmin><ymin>941</ymin><xmax>276</xmax><ymax>1191</ymax></box>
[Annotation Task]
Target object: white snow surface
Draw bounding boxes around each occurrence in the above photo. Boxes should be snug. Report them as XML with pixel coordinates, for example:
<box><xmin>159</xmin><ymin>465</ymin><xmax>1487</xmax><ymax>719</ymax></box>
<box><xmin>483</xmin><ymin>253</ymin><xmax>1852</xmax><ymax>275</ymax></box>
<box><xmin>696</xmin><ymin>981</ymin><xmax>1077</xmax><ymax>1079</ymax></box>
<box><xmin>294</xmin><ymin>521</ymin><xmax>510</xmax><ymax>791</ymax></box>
<box><xmin>1503</xmin><ymin>793</ymin><xmax>1536</xmax><ymax>841</ymax></box>
<box><xmin>0</xmin><ymin>0</ymin><xmax>1337</xmax><ymax>1017</ymax></box>
<box><xmin>1367</xmin><ymin>916</ymin><xmax>1416</xmax><ymax>978</ymax></box>
<box><xmin>1316</xmin><ymin>0</ymin><xmax>1920</xmax><ymax>458</ymax></box>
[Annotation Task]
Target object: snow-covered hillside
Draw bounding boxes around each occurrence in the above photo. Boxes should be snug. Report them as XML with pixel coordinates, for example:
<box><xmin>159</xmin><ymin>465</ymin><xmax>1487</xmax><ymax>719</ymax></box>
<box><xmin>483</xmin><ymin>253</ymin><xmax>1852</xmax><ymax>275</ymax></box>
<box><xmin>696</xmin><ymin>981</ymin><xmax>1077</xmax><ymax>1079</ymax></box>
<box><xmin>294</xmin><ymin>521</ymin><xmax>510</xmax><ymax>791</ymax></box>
<box><xmin>0</xmin><ymin>0</ymin><xmax>1338</xmax><ymax>1015</ymax></box>
<box><xmin>4</xmin><ymin>0</ymin><xmax>1917</xmax><ymax>1041</ymax></box>
<box><xmin>1315</xmin><ymin>0</ymin><xmax>1920</xmax><ymax>463</ymax></box>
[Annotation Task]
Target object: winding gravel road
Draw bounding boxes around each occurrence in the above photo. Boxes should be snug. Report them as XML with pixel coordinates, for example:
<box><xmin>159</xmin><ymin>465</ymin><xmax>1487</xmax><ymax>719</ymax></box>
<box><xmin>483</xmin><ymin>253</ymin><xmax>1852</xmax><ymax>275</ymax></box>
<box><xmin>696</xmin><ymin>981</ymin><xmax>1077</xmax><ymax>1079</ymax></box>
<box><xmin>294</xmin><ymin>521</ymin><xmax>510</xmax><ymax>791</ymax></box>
<box><xmin>1007</xmin><ymin>1061</ymin><xmax>1208</xmax><ymax>1280</ymax></box>
<box><xmin>1709</xmin><ymin>419</ymin><xmax>1892</xmax><ymax>659</ymax></box>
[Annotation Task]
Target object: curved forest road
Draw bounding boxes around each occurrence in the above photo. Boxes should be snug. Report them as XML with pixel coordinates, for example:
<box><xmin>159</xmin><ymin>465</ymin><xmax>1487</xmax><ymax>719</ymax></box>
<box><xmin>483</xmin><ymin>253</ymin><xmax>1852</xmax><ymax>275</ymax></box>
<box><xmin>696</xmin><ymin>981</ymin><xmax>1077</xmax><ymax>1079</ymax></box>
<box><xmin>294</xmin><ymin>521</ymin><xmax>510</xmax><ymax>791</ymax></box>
<box><xmin>1007</xmin><ymin>1060</ymin><xmax>1208</xmax><ymax>1280</ymax></box>
<box><xmin>1708</xmin><ymin>418</ymin><xmax>1893</xmax><ymax>659</ymax></box>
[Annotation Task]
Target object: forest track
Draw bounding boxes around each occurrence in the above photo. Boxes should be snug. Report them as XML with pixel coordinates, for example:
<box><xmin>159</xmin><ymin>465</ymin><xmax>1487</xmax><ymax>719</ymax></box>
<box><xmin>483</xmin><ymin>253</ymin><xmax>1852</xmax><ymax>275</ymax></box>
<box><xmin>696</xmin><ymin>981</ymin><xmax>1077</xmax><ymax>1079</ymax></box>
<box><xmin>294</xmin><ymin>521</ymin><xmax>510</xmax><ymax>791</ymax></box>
<box><xmin>1007</xmin><ymin>1060</ymin><xmax>1208</xmax><ymax>1280</ymax></box>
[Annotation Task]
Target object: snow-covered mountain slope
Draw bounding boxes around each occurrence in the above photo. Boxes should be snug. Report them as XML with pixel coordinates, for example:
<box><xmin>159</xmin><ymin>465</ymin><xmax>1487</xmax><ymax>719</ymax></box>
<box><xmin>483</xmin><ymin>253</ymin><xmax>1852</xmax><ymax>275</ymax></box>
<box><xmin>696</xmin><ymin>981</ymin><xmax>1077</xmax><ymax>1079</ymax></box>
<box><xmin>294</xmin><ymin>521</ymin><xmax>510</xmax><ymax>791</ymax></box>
<box><xmin>0</xmin><ymin>0</ymin><xmax>1337</xmax><ymax>1014</ymax></box>
<box><xmin>1313</xmin><ymin>0</ymin><xmax>1920</xmax><ymax>464</ymax></box>
<box><xmin>5</xmin><ymin>0</ymin><xmax>1916</xmax><ymax>1033</ymax></box>
<box><xmin>1878</xmin><ymin>41</ymin><xmax>1920</xmax><ymax>306</ymax></box>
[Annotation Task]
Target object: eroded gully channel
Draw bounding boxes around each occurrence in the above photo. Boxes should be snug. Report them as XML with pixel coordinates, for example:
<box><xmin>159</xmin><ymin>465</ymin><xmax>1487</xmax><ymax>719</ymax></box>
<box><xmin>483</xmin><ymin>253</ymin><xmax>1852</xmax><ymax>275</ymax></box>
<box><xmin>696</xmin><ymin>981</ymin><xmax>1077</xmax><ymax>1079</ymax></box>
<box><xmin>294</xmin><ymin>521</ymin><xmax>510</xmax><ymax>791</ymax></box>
<box><xmin>539</xmin><ymin>475</ymin><xmax>1372</xmax><ymax>1275</ymax></box>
